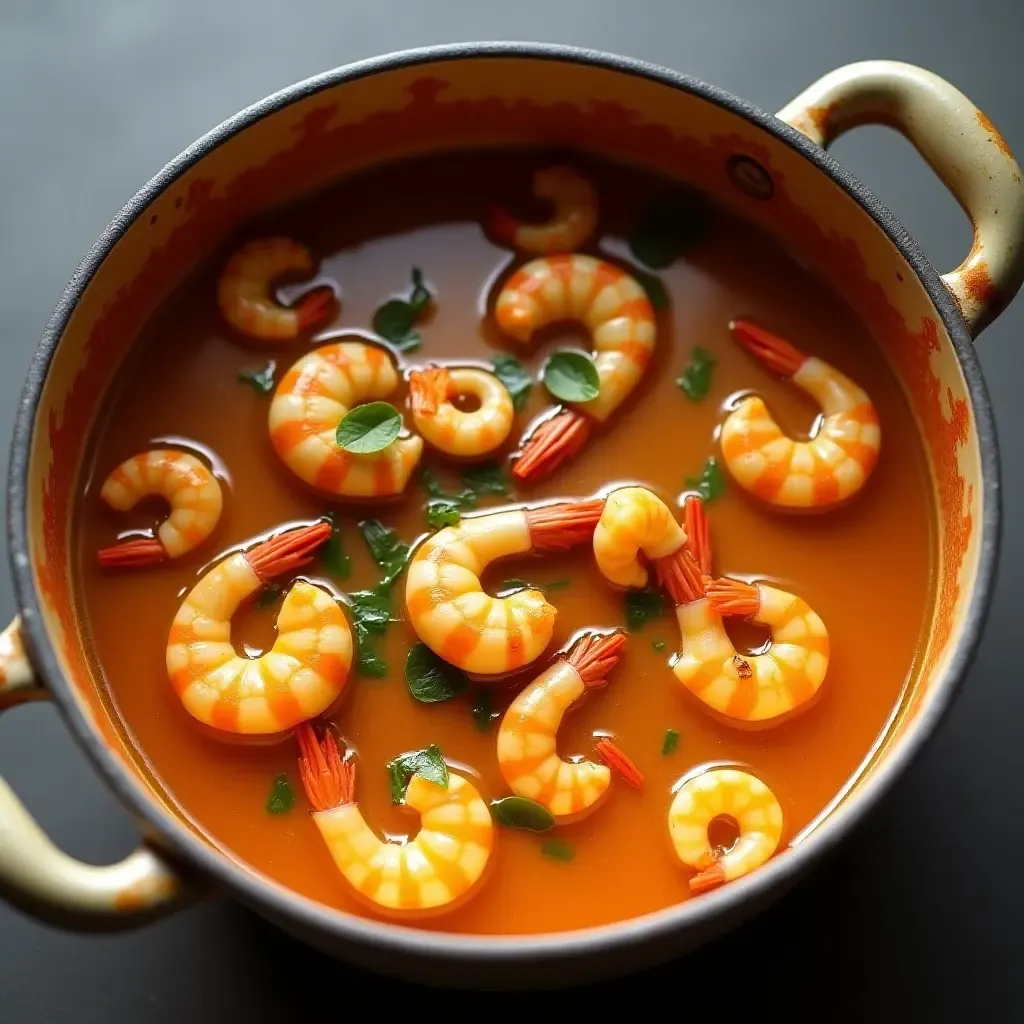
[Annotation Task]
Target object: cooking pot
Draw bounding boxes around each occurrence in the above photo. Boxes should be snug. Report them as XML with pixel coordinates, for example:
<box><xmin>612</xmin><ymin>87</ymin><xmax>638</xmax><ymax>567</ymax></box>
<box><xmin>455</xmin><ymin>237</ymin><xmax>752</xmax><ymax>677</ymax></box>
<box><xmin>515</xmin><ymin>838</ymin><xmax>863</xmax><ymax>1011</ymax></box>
<box><xmin>1</xmin><ymin>44</ymin><xmax>1020</xmax><ymax>989</ymax></box>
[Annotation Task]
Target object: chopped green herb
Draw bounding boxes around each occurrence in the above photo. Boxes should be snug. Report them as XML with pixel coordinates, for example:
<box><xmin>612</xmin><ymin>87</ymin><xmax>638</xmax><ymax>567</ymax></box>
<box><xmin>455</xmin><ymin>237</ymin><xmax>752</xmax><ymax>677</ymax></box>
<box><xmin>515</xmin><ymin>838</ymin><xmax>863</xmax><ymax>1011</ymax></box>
<box><xmin>543</xmin><ymin>351</ymin><xmax>600</xmax><ymax>403</ymax></box>
<box><xmin>491</xmin><ymin>353</ymin><xmax>533</xmax><ymax>412</ymax></box>
<box><xmin>628</xmin><ymin>187</ymin><xmax>710</xmax><ymax>269</ymax></box>
<box><xmin>320</xmin><ymin>511</ymin><xmax>351</xmax><ymax>580</ymax></box>
<box><xmin>651</xmin><ymin>636</ymin><xmax>666</xmax><ymax>652</ymax></box>
<box><xmin>266</xmin><ymin>772</ymin><xmax>296</xmax><ymax>815</ymax></box>
<box><xmin>625</xmin><ymin>588</ymin><xmax>665</xmax><ymax>632</ymax></box>
<box><xmin>490</xmin><ymin>796</ymin><xmax>555</xmax><ymax>832</ymax></box>
<box><xmin>238</xmin><ymin>360</ymin><xmax>277</xmax><ymax>395</ymax></box>
<box><xmin>661</xmin><ymin>728</ymin><xmax>680</xmax><ymax>756</ymax></box>
<box><xmin>460</xmin><ymin>461</ymin><xmax>510</xmax><ymax>497</ymax></box>
<box><xmin>256</xmin><ymin>584</ymin><xmax>282</xmax><ymax>609</ymax></box>
<box><xmin>372</xmin><ymin>267</ymin><xmax>432</xmax><ymax>352</ymax></box>
<box><xmin>676</xmin><ymin>346</ymin><xmax>717</xmax><ymax>401</ymax></box>
<box><xmin>541</xmin><ymin>838</ymin><xmax>575</xmax><ymax>862</ymax></box>
<box><xmin>685</xmin><ymin>456</ymin><xmax>726</xmax><ymax>503</ymax></box>
<box><xmin>426</xmin><ymin>499</ymin><xmax>462</xmax><ymax>529</ymax></box>
<box><xmin>336</xmin><ymin>401</ymin><xmax>402</xmax><ymax>454</ymax></box>
<box><xmin>405</xmin><ymin>642</ymin><xmax>468</xmax><ymax>703</ymax></box>
<box><xmin>500</xmin><ymin>578</ymin><xmax>571</xmax><ymax>594</ymax></box>
<box><xmin>354</xmin><ymin>630</ymin><xmax>388</xmax><ymax>679</ymax></box>
<box><xmin>386</xmin><ymin>744</ymin><xmax>449</xmax><ymax>804</ymax></box>
<box><xmin>470</xmin><ymin>687</ymin><xmax>498</xmax><ymax>732</ymax></box>
<box><xmin>357</xmin><ymin>519</ymin><xmax>411</xmax><ymax>585</ymax></box>
<box><xmin>633</xmin><ymin>269</ymin><xmax>669</xmax><ymax>312</ymax></box>
<box><xmin>349</xmin><ymin>586</ymin><xmax>393</xmax><ymax>636</ymax></box>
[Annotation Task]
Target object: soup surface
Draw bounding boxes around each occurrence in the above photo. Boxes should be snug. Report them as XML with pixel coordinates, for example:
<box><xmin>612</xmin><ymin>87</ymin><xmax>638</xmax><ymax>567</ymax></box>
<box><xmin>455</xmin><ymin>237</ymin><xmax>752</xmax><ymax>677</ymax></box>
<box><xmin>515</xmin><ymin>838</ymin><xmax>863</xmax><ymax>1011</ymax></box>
<box><xmin>76</xmin><ymin>150</ymin><xmax>933</xmax><ymax>935</ymax></box>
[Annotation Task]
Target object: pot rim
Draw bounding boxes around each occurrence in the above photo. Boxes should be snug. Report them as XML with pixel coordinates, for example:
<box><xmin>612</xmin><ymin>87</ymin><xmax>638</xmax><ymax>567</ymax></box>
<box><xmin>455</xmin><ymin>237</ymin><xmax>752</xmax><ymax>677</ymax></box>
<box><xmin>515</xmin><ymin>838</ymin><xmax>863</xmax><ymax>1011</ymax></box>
<box><xmin>7</xmin><ymin>41</ymin><xmax>1000</xmax><ymax>965</ymax></box>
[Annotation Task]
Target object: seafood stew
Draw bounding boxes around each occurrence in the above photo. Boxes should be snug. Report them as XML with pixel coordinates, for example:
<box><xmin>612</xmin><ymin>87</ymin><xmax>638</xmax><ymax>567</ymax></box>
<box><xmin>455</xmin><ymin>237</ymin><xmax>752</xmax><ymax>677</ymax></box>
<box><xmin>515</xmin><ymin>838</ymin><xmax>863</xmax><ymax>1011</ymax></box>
<box><xmin>76</xmin><ymin>149</ymin><xmax>933</xmax><ymax>935</ymax></box>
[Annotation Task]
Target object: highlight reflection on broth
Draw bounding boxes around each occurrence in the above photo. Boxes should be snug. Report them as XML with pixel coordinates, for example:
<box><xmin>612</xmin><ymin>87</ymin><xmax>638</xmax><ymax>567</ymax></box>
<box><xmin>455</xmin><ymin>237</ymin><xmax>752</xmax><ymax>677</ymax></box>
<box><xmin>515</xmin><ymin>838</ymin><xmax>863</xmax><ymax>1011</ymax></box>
<box><xmin>76</xmin><ymin>150</ymin><xmax>933</xmax><ymax>934</ymax></box>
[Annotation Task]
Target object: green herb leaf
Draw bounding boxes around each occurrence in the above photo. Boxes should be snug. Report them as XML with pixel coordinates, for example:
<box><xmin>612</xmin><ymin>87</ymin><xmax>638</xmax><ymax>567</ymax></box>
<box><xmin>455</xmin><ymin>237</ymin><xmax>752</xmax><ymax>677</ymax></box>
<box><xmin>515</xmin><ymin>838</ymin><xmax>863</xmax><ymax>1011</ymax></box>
<box><xmin>386</xmin><ymin>744</ymin><xmax>449</xmax><ymax>804</ymax></box>
<box><xmin>633</xmin><ymin>269</ymin><xmax>669</xmax><ymax>312</ymax></box>
<box><xmin>409</xmin><ymin>268</ymin><xmax>431</xmax><ymax>311</ymax></box>
<box><xmin>238</xmin><ymin>360</ymin><xmax>277</xmax><ymax>395</ymax></box>
<box><xmin>651</xmin><ymin>636</ymin><xmax>666</xmax><ymax>652</ymax></box>
<box><xmin>543</xmin><ymin>351</ymin><xmax>600</xmax><ymax>403</ymax></box>
<box><xmin>336</xmin><ymin>401</ymin><xmax>402</xmax><ymax>454</ymax></box>
<box><xmin>405</xmin><ymin>643</ymin><xmax>468</xmax><ymax>703</ymax></box>
<box><xmin>628</xmin><ymin>187</ymin><xmax>710</xmax><ymax>269</ymax></box>
<box><xmin>357</xmin><ymin>519</ymin><xmax>411</xmax><ymax>584</ymax></box>
<box><xmin>500</xmin><ymin>578</ymin><xmax>570</xmax><ymax>594</ymax></box>
<box><xmin>541</xmin><ymin>838</ymin><xmax>575</xmax><ymax>862</ymax></box>
<box><xmin>355</xmin><ymin>631</ymin><xmax>388</xmax><ymax>678</ymax></box>
<box><xmin>685</xmin><ymin>456</ymin><xmax>726</xmax><ymax>503</ymax></box>
<box><xmin>350</xmin><ymin>586</ymin><xmax>393</xmax><ymax>636</ymax></box>
<box><xmin>490</xmin><ymin>796</ymin><xmax>555</xmax><ymax>832</ymax></box>
<box><xmin>676</xmin><ymin>346</ymin><xmax>717</xmax><ymax>401</ymax></box>
<box><xmin>320</xmin><ymin>512</ymin><xmax>351</xmax><ymax>580</ymax></box>
<box><xmin>470</xmin><ymin>687</ymin><xmax>498</xmax><ymax>732</ymax></box>
<box><xmin>662</xmin><ymin>728</ymin><xmax>680</xmax><ymax>756</ymax></box>
<box><xmin>491</xmin><ymin>353</ymin><xmax>533</xmax><ymax>413</ymax></box>
<box><xmin>373</xmin><ymin>268</ymin><xmax>432</xmax><ymax>350</ymax></box>
<box><xmin>625</xmin><ymin>588</ymin><xmax>665</xmax><ymax>632</ymax></box>
<box><xmin>460</xmin><ymin>461</ymin><xmax>510</xmax><ymax>497</ymax></box>
<box><xmin>266</xmin><ymin>772</ymin><xmax>296</xmax><ymax>815</ymax></box>
<box><xmin>426</xmin><ymin>499</ymin><xmax>462</xmax><ymax>529</ymax></box>
<box><xmin>256</xmin><ymin>584</ymin><xmax>283</xmax><ymax>609</ymax></box>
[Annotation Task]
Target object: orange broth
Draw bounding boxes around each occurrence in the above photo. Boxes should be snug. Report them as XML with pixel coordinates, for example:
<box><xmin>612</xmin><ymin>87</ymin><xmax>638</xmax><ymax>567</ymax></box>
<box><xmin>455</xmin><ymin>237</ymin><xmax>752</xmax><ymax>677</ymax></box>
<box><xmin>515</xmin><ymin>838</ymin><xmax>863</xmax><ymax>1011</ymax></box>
<box><xmin>75</xmin><ymin>150</ymin><xmax>934</xmax><ymax>935</ymax></box>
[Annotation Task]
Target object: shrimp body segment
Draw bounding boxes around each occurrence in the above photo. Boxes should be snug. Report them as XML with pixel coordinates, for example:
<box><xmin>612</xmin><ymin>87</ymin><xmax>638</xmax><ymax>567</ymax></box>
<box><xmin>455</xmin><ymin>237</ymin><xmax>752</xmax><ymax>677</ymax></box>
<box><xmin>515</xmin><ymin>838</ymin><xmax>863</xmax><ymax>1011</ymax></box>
<box><xmin>405</xmin><ymin>500</ymin><xmax>604</xmax><ymax>675</ymax></box>
<box><xmin>408</xmin><ymin>367</ymin><xmax>515</xmax><ymax>458</ymax></box>
<box><xmin>489</xmin><ymin>166</ymin><xmax>598</xmax><ymax>253</ymax></box>
<box><xmin>722</xmin><ymin>319</ymin><xmax>880</xmax><ymax>509</ymax></box>
<box><xmin>166</xmin><ymin>523</ymin><xmax>352</xmax><ymax>735</ymax></box>
<box><xmin>97</xmin><ymin>450</ymin><xmax>223</xmax><ymax>568</ymax></box>
<box><xmin>270</xmin><ymin>341</ymin><xmax>423</xmax><ymax>498</ymax></box>
<box><xmin>669</xmin><ymin>768</ymin><xmax>783</xmax><ymax>892</ymax></box>
<box><xmin>298</xmin><ymin>728</ymin><xmax>493</xmax><ymax>916</ymax></box>
<box><xmin>217</xmin><ymin>237</ymin><xmax>334</xmax><ymax>342</ymax></box>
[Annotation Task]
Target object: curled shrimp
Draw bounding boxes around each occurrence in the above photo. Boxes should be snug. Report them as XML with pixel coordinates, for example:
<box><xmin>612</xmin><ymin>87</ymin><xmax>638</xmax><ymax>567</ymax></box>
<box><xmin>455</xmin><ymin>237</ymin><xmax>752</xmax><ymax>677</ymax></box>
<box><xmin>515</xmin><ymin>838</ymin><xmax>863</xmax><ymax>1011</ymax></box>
<box><xmin>166</xmin><ymin>522</ymin><xmax>353</xmax><ymax>735</ymax></box>
<box><xmin>269</xmin><ymin>341</ymin><xmax>423</xmax><ymax>498</ymax></box>
<box><xmin>217</xmin><ymin>237</ymin><xmax>335</xmax><ymax>343</ymax></box>
<box><xmin>405</xmin><ymin>499</ymin><xmax>604</xmax><ymax>675</ymax></box>
<box><xmin>497</xmin><ymin>632</ymin><xmax>626</xmax><ymax>820</ymax></box>
<box><xmin>665</xmin><ymin>498</ymin><xmax>830</xmax><ymax>727</ymax></box>
<box><xmin>495</xmin><ymin>255</ymin><xmax>657</xmax><ymax>481</ymax></box>
<box><xmin>297</xmin><ymin>726</ymin><xmax>493</xmax><ymax>917</ymax></box>
<box><xmin>488</xmin><ymin>166</ymin><xmax>598</xmax><ymax>254</ymax></box>
<box><xmin>669</xmin><ymin>767</ymin><xmax>783</xmax><ymax>893</ymax></box>
<box><xmin>408</xmin><ymin>366</ymin><xmax>514</xmax><ymax>458</ymax></box>
<box><xmin>721</xmin><ymin>319</ymin><xmax>880</xmax><ymax>509</ymax></box>
<box><xmin>96</xmin><ymin>450</ymin><xmax>223</xmax><ymax>568</ymax></box>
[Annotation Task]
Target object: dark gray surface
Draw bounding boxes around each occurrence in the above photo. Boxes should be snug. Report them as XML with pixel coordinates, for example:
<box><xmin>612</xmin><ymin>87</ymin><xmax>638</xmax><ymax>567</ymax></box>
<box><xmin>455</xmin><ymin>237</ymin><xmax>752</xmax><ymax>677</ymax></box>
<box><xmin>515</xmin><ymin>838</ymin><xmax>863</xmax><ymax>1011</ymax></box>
<box><xmin>1</xmin><ymin>1</ymin><xmax>1021</xmax><ymax>1018</ymax></box>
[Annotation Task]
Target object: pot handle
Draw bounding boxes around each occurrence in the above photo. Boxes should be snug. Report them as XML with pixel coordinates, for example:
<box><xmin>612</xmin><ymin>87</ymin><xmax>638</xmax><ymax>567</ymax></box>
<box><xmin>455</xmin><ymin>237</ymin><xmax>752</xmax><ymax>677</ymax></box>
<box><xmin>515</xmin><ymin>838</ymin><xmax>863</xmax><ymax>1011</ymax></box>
<box><xmin>777</xmin><ymin>60</ymin><xmax>1024</xmax><ymax>337</ymax></box>
<box><xmin>0</xmin><ymin>617</ymin><xmax>192</xmax><ymax>930</ymax></box>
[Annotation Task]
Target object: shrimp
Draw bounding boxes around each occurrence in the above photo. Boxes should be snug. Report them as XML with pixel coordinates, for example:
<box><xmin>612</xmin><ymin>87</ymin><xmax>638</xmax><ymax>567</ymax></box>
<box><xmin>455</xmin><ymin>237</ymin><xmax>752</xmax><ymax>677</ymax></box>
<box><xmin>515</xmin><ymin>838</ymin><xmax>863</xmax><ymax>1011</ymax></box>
<box><xmin>408</xmin><ymin>366</ymin><xmax>514</xmax><ymax>458</ymax></box>
<box><xmin>269</xmin><ymin>341</ymin><xmax>423</xmax><ymax>498</ymax></box>
<box><xmin>405</xmin><ymin>499</ymin><xmax>605</xmax><ymax>675</ymax></box>
<box><xmin>297</xmin><ymin>726</ymin><xmax>493</xmax><ymax>916</ymax></box>
<box><xmin>96</xmin><ymin>450</ymin><xmax>223</xmax><ymax>568</ymax></box>
<box><xmin>669</xmin><ymin>767</ymin><xmax>783</xmax><ymax>893</ymax></box>
<box><xmin>217</xmin><ymin>237</ymin><xmax>335</xmax><ymax>342</ymax></box>
<box><xmin>166</xmin><ymin>522</ymin><xmax>353</xmax><ymax>735</ymax></box>
<box><xmin>497</xmin><ymin>632</ymin><xmax>626</xmax><ymax>819</ymax></box>
<box><xmin>721</xmin><ymin>319</ymin><xmax>880</xmax><ymax>509</ymax></box>
<box><xmin>495</xmin><ymin>255</ymin><xmax>657</xmax><ymax>481</ymax></box>
<box><xmin>488</xmin><ymin>166</ymin><xmax>598</xmax><ymax>254</ymax></box>
<box><xmin>665</xmin><ymin>497</ymin><xmax>830</xmax><ymax>726</ymax></box>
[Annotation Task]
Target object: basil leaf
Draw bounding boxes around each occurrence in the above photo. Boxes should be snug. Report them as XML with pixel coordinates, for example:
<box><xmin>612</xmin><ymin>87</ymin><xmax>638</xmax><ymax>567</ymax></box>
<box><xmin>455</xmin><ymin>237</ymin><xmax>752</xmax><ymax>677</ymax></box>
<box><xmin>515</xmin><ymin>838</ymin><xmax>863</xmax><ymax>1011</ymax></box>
<box><xmin>628</xmin><ymin>187</ymin><xmax>710</xmax><ymax>269</ymax></box>
<box><xmin>238</xmin><ymin>360</ymin><xmax>277</xmax><ymax>395</ymax></box>
<box><xmin>405</xmin><ymin>643</ymin><xmax>468</xmax><ymax>703</ymax></box>
<box><xmin>357</xmin><ymin>519</ymin><xmax>411</xmax><ymax>584</ymax></box>
<box><xmin>500</xmin><ymin>578</ymin><xmax>569</xmax><ymax>595</ymax></box>
<box><xmin>490</xmin><ymin>796</ymin><xmax>555</xmax><ymax>832</ymax></box>
<box><xmin>336</xmin><ymin>401</ymin><xmax>402</xmax><ymax>454</ymax></box>
<box><xmin>633</xmin><ymin>269</ymin><xmax>669</xmax><ymax>312</ymax></box>
<box><xmin>354</xmin><ymin>623</ymin><xmax>388</xmax><ymax>678</ymax></box>
<box><xmin>320</xmin><ymin>511</ymin><xmax>351</xmax><ymax>580</ymax></box>
<box><xmin>266</xmin><ymin>772</ymin><xmax>296</xmax><ymax>815</ymax></box>
<box><xmin>685</xmin><ymin>456</ymin><xmax>726</xmax><ymax>503</ymax></box>
<box><xmin>386</xmin><ymin>744</ymin><xmax>449</xmax><ymax>804</ymax></box>
<box><xmin>662</xmin><ymin>728</ymin><xmax>680</xmax><ymax>756</ymax></box>
<box><xmin>470</xmin><ymin>687</ymin><xmax>498</xmax><ymax>733</ymax></box>
<box><xmin>409</xmin><ymin>267</ymin><xmax>431</xmax><ymax>311</ymax></box>
<box><xmin>426</xmin><ymin>499</ymin><xmax>462</xmax><ymax>529</ymax></box>
<box><xmin>256</xmin><ymin>584</ymin><xmax>282</xmax><ymax>609</ymax></box>
<box><xmin>541</xmin><ymin>838</ymin><xmax>575</xmax><ymax>862</ymax></box>
<box><xmin>543</xmin><ymin>351</ymin><xmax>600</xmax><ymax>403</ymax></box>
<box><xmin>350</xmin><ymin>587</ymin><xmax>392</xmax><ymax>636</ymax></box>
<box><xmin>460</xmin><ymin>461</ymin><xmax>509</xmax><ymax>497</ymax></box>
<box><xmin>491</xmin><ymin>353</ymin><xmax>533</xmax><ymax>413</ymax></box>
<box><xmin>625</xmin><ymin>588</ymin><xmax>665</xmax><ymax>632</ymax></box>
<box><xmin>676</xmin><ymin>346</ymin><xmax>717</xmax><ymax>401</ymax></box>
<box><xmin>373</xmin><ymin>268</ymin><xmax>432</xmax><ymax>348</ymax></box>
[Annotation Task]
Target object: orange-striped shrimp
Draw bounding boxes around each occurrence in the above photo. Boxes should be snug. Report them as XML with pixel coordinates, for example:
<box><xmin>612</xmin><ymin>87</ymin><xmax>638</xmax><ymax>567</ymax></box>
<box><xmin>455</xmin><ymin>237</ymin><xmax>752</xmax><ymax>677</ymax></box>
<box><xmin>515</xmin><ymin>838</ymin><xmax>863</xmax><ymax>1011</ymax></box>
<box><xmin>408</xmin><ymin>366</ymin><xmax>514</xmax><ymax>458</ymax></box>
<box><xmin>269</xmin><ymin>341</ymin><xmax>423</xmax><ymax>498</ymax></box>
<box><xmin>497</xmin><ymin>632</ymin><xmax>626</xmax><ymax>820</ymax></box>
<box><xmin>495</xmin><ymin>255</ymin><xmax>657</xmax><ymax>481</ymax></box>
<box><xmin>217</xmin><ymin>237</ymin><xmax>335</xmax><ymax>343</ymax></box>
<box><xmin>166</xmin><ymin>523</ymin><xmax>352</xmax><ymax>735</ymax></box>
<box><xmin>297</xmin><ymin>726</ymin><xmax>493</xmax><ymax>917</ymax></box>
<box><xmin>721</xmin><ymin>319</ymin><xmax>880</xmax><ymax>509</ymax></box>
<box><xmin>669</xmin><ymin>767</ymin><xmax>783</xmax><ymax>893</ymax></box>
<box><xmin>488</xmin><ymin>166</ymin><xmax>598</xmax><ymax>254</ymax></box>
<box><xmin>96</xmin><ymin>450</ymin><xmax>223</xmax><ymax>568</ymax></box>
<box><xmin>665</xmin><ymin>498</ymin><xmax>830</xmax><ymax>727</ymax></box>
<box><xmin>405</xmin><ymin>499</ymin><xmax>604</xmax><ymax>675</ymax></box>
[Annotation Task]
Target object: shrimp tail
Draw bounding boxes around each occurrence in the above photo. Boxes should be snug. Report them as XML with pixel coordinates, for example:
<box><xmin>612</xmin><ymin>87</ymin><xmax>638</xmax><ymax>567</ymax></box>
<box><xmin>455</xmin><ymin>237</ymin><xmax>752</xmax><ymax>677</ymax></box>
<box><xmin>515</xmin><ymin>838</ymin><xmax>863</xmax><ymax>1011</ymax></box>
<box><xmin>564</xmin><ymin>631</ymin><xmax>626</xmax><ymax>688</ymax></box>
<box><xmin>525</xmin><ymin>499</ymin><xmax>604</xmax><ymax>551</ymax></box>
<box><xmin>294</xmin><ymin>287</ymin><xmax>335</xmax><ymax>332</ymax></box>
<box><xmin>596</xmin><ymin>739</ymin><xmax>644</xmax><ymax>790</ymax></box>
<box><xmin>730</xmin><ymin>319</ymin><xmax>806</xmax><ymax>377</ymax></box>
<box><xmin>657</xmin><ymin>548</ymin><xmax>706</xmax><ymax>606</ymax></box>
<box><xmin>246</xmin><ymin>521</ymin><xmax>333</xmax><ymax>581</ymax></box>
<box><xmin>683</xmin><ymin>496</ymin><xmax>712</xmax><ymax>577</ymax></box>
<box><xmin>513</xmin><ymin>410</ymin><xmax>592</xmax><ymax>481</ymax></box>
<box><xmin>706</xmin><ymin>578</ymin><xmax>761</xmax><ymax>618</ymax></box>
<box><xmin>486</xmin><ymin>204</ymin><xmax>520</xmax><ymax>246</ymax></box>
<box><xmin>408</xmin><ymin>367</ymin><xmax>451</xmax><ymax>415</ymax></box>
<box><xmin>689</xmin><ymin>862</ymin><xmax>727</xmax><ymax>893</ymax></box>
<box><xmin>297</xmin><ymin>724</ymin><xmax>355</xmax><ymax>812</ymax></box>
<box><xmin>97</xmin><ymin>537</ymin><xmax>166</xmax><ymax>568</ymax></box>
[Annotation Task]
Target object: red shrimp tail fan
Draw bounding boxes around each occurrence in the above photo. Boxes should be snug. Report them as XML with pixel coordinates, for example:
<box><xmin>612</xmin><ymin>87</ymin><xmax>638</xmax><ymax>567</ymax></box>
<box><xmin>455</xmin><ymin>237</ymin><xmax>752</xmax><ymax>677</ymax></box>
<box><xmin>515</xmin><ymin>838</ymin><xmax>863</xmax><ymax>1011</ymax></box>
<box><xmin>525</xmin><ymin>499</ymin><xmax>604</xmax><ymax>551</ymax></box>
<box><xmin>689</xmin><ymin>862</ymin><xmax>727</xmax><ymax>893</ymax></box>
<box><xmin>564</xmin><ymin>631</ymin><xmax>626</xmax><ymax>688</ymax></box>
<box><xmin>706</xmin><ymin>578</ymin><xmax>761</xmax><ymax>618</ymax></box>
<box><xmin>513</xmin><ymin>410</ymin><xmax>592</xmax><ymax>481</ymax></box>
<box><xmin>297</xmin><ymin>724</ymin><xmax>355</xmax><ymax>812</ymax></box>
<box><xmin>596</xmin><ymin>739</ymin><xmax>644</xmax><ymax>790</ymax></box>
<box><xmin>486</xmin><ymin>204</ymin><xmax>520</xmax><ymax>246</ymax></box>
<box><xmin>408</xmin><ymin>367</ymin><xmax>451</xmax><ymax>414</ymax></box>
<box><xmin>97</xmin><ymin>537</ymin><xmax>165</xmax><ymax>568</ymax></box>
<box><xmin>683</xmin><ymin>495</ymin><xmax>712</xmax><ymax>577</ymax></box>
<box><xmin>656</xmin><ymin>547</ymin><xmax>706</xmax><ymax>607</ymax></box>
<box><xmin>246</xmin><ymin>522</ymin><xmax>332</xmax><ymax>581</ymax></box>
<box><xmin>730</xmin><ymin>319</ymin><xmax>806</xmax><ymax>377</ymax></box>
<box><xmin>294</xmin><ymin>287</ymin><xmax>336</xmax><ymax>332</ymax></box>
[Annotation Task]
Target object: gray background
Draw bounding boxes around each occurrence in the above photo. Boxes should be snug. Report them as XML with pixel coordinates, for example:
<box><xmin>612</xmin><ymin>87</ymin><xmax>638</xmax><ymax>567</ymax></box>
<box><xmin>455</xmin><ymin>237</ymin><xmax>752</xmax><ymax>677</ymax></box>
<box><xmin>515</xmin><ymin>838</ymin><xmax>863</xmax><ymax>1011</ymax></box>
<box><xmin>1</xmin><ymin>1</ymin><xmax>1020</xmax><ymax>1018</ymax></box>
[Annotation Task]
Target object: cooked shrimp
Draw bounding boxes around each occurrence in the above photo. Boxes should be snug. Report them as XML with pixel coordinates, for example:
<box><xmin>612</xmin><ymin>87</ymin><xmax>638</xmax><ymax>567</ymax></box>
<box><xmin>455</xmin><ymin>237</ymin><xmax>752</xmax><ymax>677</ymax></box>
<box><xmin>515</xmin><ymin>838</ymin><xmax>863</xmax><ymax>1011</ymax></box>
<box><xmin>488</xmin><ymin>166</ymin><xmax>598</xmax><ymax>253</ymax></box>
<box><xmin>495</xmin><ymin>255</ymin><xmax>656</xmax><ymax>480</ymax></box>
<box><xmin>96</xmin><ymin>450</ymin><xmax>223</xmax><ymax>568</ymax></box>
<box><xmin>166</xmin><ymin>522</ymin><xmax>352</xmax><ymax>735</ymax></box>
<box><xmin>269</xmin><ymin>341</ymin><xmax>423</xmax><ymax>498</ymax></box>
<box><xmin>408</xmin><ymin>367</ymin><xmax>514</xmax><ymax>458</ymax></box>
<box><xmin>405</xmin><ymin>499</ymin><xmax>604</xmax><ymax>675</ymax></box>
<box><xmin>498</xmin><ymin>632</ymin><xmax>625</xmax><ymax>819</ymax></box>
<box><xmin>665</xmin><ymin>498</ymin><xmax>830</xmax><ymax>726</ymax></box>
<box><xmin>297</xmin><ymin>726</ymin><xmax>493</xmax><ymax>916</ymax></box>
<box><xmin>669</xmin><ymin>767</ymin><xmax>783</xmax><ymax>893</ymax></box>
<box><xmin>721</xmin><ymin>319</ymin><xmax>880</xmax><ymax>509</ymax></box>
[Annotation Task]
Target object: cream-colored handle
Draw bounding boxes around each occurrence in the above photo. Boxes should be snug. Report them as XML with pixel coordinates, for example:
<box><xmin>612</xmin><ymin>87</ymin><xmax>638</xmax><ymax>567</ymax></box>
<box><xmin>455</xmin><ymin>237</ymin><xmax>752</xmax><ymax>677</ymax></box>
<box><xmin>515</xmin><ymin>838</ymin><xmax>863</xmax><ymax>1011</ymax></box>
<box><xmin>0</xmin><ymin>616</ymin><xmax>190</xmax><ymax>929</ymax></box>
<box><xmin>778</xmin><ymin>60</ymin><xmax>1024</xmax><ymax>337</ymax></box>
